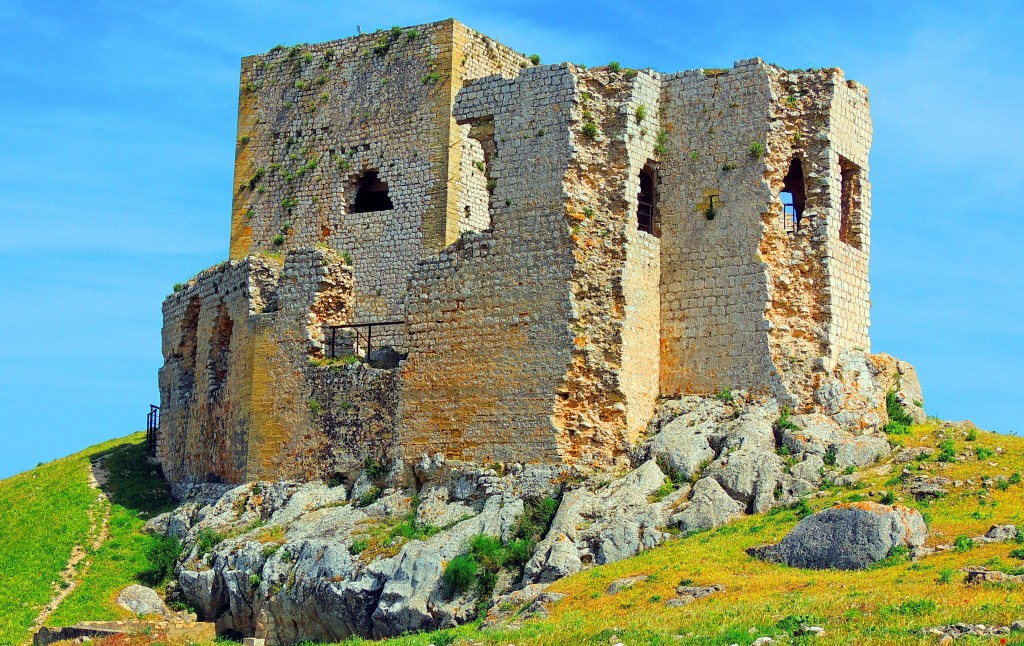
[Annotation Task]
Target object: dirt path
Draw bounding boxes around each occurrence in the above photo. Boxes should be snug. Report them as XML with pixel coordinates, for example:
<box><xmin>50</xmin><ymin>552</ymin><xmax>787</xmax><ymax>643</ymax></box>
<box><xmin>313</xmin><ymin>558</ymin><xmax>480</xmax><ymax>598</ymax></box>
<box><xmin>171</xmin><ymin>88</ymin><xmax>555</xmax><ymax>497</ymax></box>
<box><xmin>26</xmin><ymin>457</ymin><xmax>112</xmax><ymax>642</ymax></box>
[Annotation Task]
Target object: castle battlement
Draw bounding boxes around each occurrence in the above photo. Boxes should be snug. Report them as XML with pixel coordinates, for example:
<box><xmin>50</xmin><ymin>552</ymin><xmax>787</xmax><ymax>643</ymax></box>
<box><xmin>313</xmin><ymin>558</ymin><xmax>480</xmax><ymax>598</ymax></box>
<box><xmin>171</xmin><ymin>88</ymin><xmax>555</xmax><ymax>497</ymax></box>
<box><xmin>157</xmin><ymin>19</ymin><xmax>872</xmax><ymax>484</ymax></box>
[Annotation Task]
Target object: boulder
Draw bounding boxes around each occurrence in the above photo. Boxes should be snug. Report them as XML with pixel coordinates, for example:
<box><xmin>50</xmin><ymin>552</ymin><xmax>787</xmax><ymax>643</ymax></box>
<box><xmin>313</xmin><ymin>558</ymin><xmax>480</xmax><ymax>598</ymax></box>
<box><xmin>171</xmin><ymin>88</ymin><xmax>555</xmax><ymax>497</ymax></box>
<box><xmin>984</xmin><ymin>524</ymin><xmax>1018</xmax><ymax>542</ymax></box>
<box><xmin>665</xmin><ymin>583</ymin><xmax>724</xmax><ymax>607</ymax></box>
<box><xmin>674</xmin><ymin>477</ymin><xmax>743</xmax><ymax>534</ymax></box>
<box><xmin>115</xmin><ymin>585</ymin><xmax>171</xmax><ymax>617</ymax></box>
<box><xmin>533</xmin><ymin>535</ymin><xmax>582</xmax><ymax>583</ymax></box>
<box><xmin>749</xmin><ymin>502</ymin><xmax>927</xmax><ymax>570</ymax></box>
<box><xmin>832</xmin><ymin>435</ymin><xmax>891</xmax><ymax>468</ymax></box>
<box><xmin>646</xmin><ymin>416</ymin><xmax>717</xmax><ymax>481</ymax></box>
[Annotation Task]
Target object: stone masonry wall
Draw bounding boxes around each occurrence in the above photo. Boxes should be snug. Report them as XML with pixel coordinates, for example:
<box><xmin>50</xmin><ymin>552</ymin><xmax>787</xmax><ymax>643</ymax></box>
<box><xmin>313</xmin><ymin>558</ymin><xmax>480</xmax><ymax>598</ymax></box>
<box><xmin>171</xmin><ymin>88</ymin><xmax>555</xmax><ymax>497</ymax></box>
<box><xmin>159</xmin><ymin>20</ymin><xmax>875</xmax><ymax>483</ymax></box>
<box><xmin>824</xmin><ymin>75</ymin><xmax>872</xmax><ymax>355</ymax></box>
<box><xmin>658</xmin><ymin>60</ymin><xmax>783</xmax><ymax>400</ymax></box>
<box><xmin>399</xmin><ymin>64</ymin><xmax>578</xmax><ymax>464</ymax></box>
<box><xmin>229</xmin><ymin>21</ymin><xmax>527</xmax><ymax>352</ymax></box>
<box><xmin>159</xmin><ymin>249</ymin><xmax>406</xmax><ymax>484</ymax></box>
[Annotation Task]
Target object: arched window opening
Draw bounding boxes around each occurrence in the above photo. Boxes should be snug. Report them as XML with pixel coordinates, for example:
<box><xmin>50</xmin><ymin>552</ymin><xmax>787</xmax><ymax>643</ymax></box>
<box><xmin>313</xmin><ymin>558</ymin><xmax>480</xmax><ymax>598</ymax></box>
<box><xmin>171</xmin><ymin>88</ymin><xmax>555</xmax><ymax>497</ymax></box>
<box><xmin>636</xmin><ymin>163</ymin><xmax>660</xmax><ymax>237</ymax></box>
<box><xmin>352</xmin><ymin>171</ymin><xmax>393</xmax><ymax>213</ymax></box>
<box><xmin>781</xmin><ymin>157</ymin><xmax>806</xmax><ymax>233</ymax></box>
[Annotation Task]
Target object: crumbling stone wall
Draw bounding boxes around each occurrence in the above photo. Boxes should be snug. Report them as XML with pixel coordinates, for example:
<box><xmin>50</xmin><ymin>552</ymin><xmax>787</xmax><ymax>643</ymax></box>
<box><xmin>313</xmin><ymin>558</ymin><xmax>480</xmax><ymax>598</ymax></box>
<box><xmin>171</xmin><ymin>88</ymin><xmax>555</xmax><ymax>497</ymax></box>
<box><xmin>158</xmin><ymin>259</ymin><xmax>279</xmax><ymax>482</ymax></box>
<box><xmin>559</xmin><ymin>67</ymin><xmax>663</xmax><ymax>459</ymax></box>
<box><xmin>160</xmin><ymin>249</ymin><xmax>403</xmax><ymax>483</ymax></box>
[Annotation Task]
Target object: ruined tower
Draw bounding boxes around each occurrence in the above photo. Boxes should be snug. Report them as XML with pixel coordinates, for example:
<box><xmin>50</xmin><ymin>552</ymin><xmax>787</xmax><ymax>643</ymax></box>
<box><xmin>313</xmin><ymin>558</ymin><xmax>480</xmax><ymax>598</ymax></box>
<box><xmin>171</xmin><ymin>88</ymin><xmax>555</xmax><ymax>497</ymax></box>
<box><xmin>156</xmin><ymin>19</ymin><xmax>871</xmax><ymax>484</ymax></box>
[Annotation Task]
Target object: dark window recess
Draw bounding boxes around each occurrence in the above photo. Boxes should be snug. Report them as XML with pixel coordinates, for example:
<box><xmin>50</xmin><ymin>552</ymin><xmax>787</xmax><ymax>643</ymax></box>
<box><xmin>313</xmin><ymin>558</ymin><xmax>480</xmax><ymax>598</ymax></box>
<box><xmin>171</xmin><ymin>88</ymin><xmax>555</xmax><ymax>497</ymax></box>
<box><xmin>352</xmin><ymin>171</ymin><xmax>394</xmax><ymax>213</ymax></box>
<box><xmin>839</xmin><ymin>156</ymin><xmax>863</xmax><ymax>249</ymax></box>
<box><xmin>781</xmin><ymin>157</ymin><xmax>807</xmax><ymax>233</ymax></box>
<box><xmin>208</xmin><ymin>304</ymin><xmax>233</xmax><ymax>400</ymax></box>
<box><xmin>636</xmin><ymin>163</ymin><xmax>660</xmax><ymax>237</ymax></box>
<box><xmin>176</xmin><ymin>297</ymin><xmax>201</xmax><ymax>396</ymax></box>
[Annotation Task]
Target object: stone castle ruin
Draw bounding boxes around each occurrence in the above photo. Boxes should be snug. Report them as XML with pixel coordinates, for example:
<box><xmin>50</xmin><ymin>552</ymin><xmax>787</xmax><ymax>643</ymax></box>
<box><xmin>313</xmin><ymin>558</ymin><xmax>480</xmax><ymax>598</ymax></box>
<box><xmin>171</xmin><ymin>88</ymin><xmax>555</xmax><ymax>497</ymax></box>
<box><xmin>157</xmin><ymin>19</ymin><xmax>876</xmax><ymax>485</ymax></box>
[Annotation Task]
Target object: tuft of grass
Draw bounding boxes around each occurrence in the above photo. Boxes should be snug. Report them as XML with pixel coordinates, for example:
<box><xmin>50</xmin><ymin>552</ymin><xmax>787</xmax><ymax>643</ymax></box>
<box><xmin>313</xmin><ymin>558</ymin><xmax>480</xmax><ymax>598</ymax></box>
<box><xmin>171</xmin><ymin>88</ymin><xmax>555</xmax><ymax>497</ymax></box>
<box><xmin>937</xmin><ymin>567</ymin><xmax>957</xmax><ymax>584</ymax></box>
<box><xmin>581</xmin><ymin>121</ymin><xmax>599</xmax><ymax>139</ymax></box>
<box><xmin>937</xmin><ymin>438</ymin><xmax>957</xmax><ymax>463</ymax></box>
<box><xmin>749</xmin><ymin>141</ymin><xmax>766</xmax><ymax>157</ymax></box>
<box><xmin>196</xmin><ymin>527</ymin><xmax>225</xmax><ymax>555</ymax></box>
<box><xmin>775</xmin><ymin>407</ymin><xmax>801</xmax><ymax>433</ymax></box>
<box><xmin>350</xmin><ymin>538</ymin><xmax>368</xmax><ymax>555</ymax></box>
<box><xmin>954</xmin><ymin>535</ymin><xmax>975</xmax><ymax>552</ymax></box>
<box><xmin>714</xmin><ymin>387</ymin><xmax>734</xmax><ymax>404</ymax></box>
<box><xmin>529</xmin><ymin>54</ymin><xmax>541</xmax><ymax>65</ymax></box>
<box><xmin>607</xmin><ymin>61</ymin><xmax>621</xmax><ymax>72</ymax></box>
<box><xmin>443</xmin><ymin>554</ymin><xmax>477</xmax><ymax>594</ymax></box>
<box><xmin>975</xmin><ymin>446</ymin><xmax>995</xmax><ymax>460</ymax></box>
<box><xmin>823</xmin><ymin>447</ymin><xmax>838</xmax><ymax>467</ymax></box>
<box><xmin>138</xmin><ymin>535</ymin><xmax>182</xmax><ymax>587</ymax></box>
<box><xmin>883</xmin><ymin>390</ymin><xmax>915</xmax><ymax>436</ymax></box>
<box><xmin>356</xmin><ymin>486</ymin><xmax>381</xmax><ymax>508</ymax></box>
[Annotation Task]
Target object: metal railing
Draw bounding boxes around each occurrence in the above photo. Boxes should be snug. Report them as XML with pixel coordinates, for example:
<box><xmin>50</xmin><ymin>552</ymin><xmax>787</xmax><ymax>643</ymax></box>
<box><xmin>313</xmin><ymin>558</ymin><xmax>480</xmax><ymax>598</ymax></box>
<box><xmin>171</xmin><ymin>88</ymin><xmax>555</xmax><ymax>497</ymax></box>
<box><xmin>326</xmin><ymin>320</ymin><xmax>405</xmax><ymax>360</ymax></box>
<box><xmin>146</xmin><ymin>405</ymin><xmax>160</xmax><ymax>456</ymax></box>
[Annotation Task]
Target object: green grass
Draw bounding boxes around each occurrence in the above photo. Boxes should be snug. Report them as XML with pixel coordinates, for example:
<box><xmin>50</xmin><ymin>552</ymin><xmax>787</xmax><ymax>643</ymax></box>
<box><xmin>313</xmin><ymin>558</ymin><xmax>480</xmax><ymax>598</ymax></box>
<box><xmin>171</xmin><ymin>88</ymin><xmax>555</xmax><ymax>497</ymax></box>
<box><xmin>0</xmin><ymin>439</ymin><xmax>109</xmax><ymax>644</ymax></box>
<box><xmin>46</xmin><ymin>436</ymin><xmax>176</xmax><ymax>626</ymax></box>
<box><xmin>0</xmin><ymin>432</ymin><xmax>176</xmax><ymax>643</ymax></box>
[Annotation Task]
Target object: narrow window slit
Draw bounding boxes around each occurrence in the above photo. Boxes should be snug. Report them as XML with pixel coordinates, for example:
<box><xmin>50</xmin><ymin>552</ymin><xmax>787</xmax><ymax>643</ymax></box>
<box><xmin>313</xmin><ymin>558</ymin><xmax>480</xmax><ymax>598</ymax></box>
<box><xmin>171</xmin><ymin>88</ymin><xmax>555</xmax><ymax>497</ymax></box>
<box><xmin>781</xmin><ymin>157</ymin><xmax>806</xmax><ymax>233</ymax></box>
<box><xmin>636</xmin><ymin>162</ymin><xmax>660</xmax><ymax>237</ymax></box>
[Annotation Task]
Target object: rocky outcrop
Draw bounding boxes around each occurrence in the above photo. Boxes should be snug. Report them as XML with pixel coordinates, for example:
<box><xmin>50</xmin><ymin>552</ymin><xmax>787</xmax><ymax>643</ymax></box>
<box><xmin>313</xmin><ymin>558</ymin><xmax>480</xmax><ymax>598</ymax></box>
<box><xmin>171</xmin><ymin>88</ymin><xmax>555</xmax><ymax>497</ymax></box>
<box><xmin>814</xmin><ymin>351</ymin><xmax>926</xmax><ymax>430</ymax></box>
<box><xmin>749</xmin><ymin>502</ymin><xmax>927</xmax><ymax>570</ymax></box>
<box><xmin>149</xmin><ymin>379</ymin><xmax>911</xmax><ymax>642</ymax></box>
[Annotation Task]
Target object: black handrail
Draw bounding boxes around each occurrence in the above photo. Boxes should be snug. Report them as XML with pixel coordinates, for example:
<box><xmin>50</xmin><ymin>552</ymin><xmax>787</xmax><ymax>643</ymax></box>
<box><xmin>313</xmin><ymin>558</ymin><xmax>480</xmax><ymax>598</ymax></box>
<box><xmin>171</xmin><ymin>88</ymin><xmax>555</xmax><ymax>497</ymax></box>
<box><xmin>326</xmin><ymin>320</ymin><xmax>405</xmax><ymax>359</ymax></box>
<box><xmin>146</xmin><ymin>405</ymin><xmax>160</xmax><ymax>456</ymax></box>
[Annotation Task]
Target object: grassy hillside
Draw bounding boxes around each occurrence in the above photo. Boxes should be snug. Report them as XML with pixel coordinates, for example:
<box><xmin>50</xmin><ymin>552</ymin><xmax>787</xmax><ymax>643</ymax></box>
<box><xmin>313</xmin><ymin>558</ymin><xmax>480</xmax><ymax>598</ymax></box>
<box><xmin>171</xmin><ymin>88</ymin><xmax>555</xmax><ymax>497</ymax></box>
<box><xmin>5</xmin><ymin>422</ymin><xmax>1024</xmax><ymax>645</ymax></box>
<box><xmin>0</xmin><ymin>433</ymin><xmax>175</xmax><ymax>646</ymax></box>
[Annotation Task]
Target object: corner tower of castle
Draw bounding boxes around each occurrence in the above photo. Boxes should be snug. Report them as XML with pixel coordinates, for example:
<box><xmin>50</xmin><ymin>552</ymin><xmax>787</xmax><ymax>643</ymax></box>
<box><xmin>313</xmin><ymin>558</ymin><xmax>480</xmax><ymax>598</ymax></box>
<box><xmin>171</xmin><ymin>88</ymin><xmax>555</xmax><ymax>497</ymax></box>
<box><xmin>156</xmin><ymin>19</ymin><xmax>871</xmax><ymax>484</ymax></box>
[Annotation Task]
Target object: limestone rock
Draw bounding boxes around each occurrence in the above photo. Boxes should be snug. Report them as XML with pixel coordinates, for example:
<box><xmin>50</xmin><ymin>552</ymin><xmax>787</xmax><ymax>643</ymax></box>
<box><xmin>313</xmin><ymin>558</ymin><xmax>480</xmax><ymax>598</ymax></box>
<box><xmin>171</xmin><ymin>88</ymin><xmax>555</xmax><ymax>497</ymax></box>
<box><xmin>665</xmin><ymin>583</ymin><xmax>724</xmax><ymax>607</ymax></box>
<box><xmin>832</xmin><ymin>434</ymin><xmax>891</xmax><ymax>468</ymax></box>
<box><xmin>984</xmin><ymin>524</ymin><xmax>1018</xmax><ymax>542</ymax></box>
<box><xmin>646</xmin><ymin>415</ymin><xmax>717</xmax><ymax>481</ymax></box>
<box><xmin>749</xmin><ymin>502</ymin><xmax>927</xmax><ymax>570</ymax></box>
<box><xmin>702</xmin><ymin>448</ymin><xmax>785</xmax><ymax>513</ymax></box>
<box><xmin>606</xmin><ymin>575</ymin><xmax>648</xmax><ymax>595</ymax></box>
<box><xmin>781</xmin><ymin>414</ymin><xmax>842</xmax><ymax>456</ymax></box>
<box><xmin>674</xmin><ymin>477</ymin><xmax>743</xmax><ymax>534</ymax></box>
<box><xmin>115</xmin><ymin>585</ymin><xmax>171</xmax><ymax>618</ymax></box>
<box><xmin>533</xmin><ymin>535</ymin><xmax>583</xmax><ymax>584</ymax></box>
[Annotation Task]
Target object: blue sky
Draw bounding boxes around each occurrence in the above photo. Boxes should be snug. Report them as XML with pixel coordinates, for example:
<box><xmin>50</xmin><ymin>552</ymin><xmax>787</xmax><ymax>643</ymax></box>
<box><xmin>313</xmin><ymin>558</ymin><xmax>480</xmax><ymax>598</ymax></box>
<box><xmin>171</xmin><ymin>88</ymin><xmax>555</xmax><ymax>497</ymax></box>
<box><xmin>1</xmin><ymin>0</ymin><xmax>1021</xmax><ymax>479</ymax></box>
